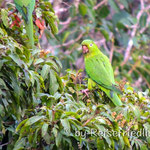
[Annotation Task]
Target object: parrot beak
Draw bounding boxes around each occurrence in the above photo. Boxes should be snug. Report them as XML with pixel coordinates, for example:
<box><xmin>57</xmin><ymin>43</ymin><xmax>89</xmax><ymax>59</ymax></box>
<box><xmin>82</xmin><ymin>45</ymin><xmax>89</xmax><ymax>54</ymax></box>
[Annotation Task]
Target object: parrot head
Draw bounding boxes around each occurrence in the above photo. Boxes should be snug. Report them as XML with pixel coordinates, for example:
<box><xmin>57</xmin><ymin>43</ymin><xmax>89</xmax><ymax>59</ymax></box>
<box><xmin>81</xmin><ymin>39</ymin><xmax>99</xmax><ymax>56</ymax></box>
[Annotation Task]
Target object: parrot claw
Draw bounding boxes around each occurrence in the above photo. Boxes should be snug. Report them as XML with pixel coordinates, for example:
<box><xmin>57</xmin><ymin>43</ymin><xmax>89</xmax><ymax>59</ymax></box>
<box><xmin>81</xmin><ymin>89</ymin><xmax>89</xmax><ymax>98</ymax></box>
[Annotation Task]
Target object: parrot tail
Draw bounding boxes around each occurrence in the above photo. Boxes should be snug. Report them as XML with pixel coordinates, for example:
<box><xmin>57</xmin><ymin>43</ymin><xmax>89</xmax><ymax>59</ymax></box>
<box><xmin>110</xmin><ymin>92</ymin><xmax>123</xmax><ymax>106</ymax></box>
<box><xmin>100</xmin><ymin>86</ymin><xmax>123</xmax><ymax>106</ymax></box>
<box><xmin>24</xmin><ymin>17</ymin><xmax>34</xmax><ymax>48</ymax></box>
<box><xmin>112</xmin><ymin>84</ymin><xmax>122</xmax><ymax>95</ymax></box>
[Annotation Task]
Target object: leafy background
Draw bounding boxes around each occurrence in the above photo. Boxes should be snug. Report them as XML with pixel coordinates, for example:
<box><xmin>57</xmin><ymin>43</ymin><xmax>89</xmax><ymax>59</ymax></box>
<box><xmin>0</xmin><ymin>0</ymin><xmax>150</xmax><ymax>149</ymax></box>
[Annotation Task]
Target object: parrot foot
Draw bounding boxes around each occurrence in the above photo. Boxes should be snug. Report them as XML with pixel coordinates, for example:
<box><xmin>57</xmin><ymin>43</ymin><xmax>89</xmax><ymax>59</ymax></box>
<box><xmin>81</xmin><ymin>89</ymin><xmax>89</xmax><ymax>98</ymax></box>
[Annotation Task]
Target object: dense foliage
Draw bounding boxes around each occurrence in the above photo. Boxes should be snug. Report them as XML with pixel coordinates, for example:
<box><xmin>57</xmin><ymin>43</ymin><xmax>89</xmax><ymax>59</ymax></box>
<box><xmin>0</xmin><ymin>0</ymin><xmax>150</xmax><ymax>149</ymax></box>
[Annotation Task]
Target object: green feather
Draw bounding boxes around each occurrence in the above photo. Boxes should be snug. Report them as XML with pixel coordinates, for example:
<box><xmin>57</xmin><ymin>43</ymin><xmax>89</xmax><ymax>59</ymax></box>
<box><xmin>82</xmin><ymin>39</ymin><xmax>122</xmax><ymax>106</ymax></box>
<box><xmin>14</xmin><ymin>0</ymin><xmax>35</xmax><ymax>48</ymax></box>
<box><xmin>24</xmin><ymin>17</ymin><xmax>34</xmax><ymax>48</ymax></box>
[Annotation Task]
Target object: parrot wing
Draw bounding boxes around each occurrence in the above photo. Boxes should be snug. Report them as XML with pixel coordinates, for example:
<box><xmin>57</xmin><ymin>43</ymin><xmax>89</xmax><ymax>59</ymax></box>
<box><xmin>85</xmin><ymin>54</ymin><xmax>120</xmax><ymax>93</ymax></box>
<box><xmin>100</xmin><ymin>54</ymin><xmax>115</xmax><ymax>83</ymax></box>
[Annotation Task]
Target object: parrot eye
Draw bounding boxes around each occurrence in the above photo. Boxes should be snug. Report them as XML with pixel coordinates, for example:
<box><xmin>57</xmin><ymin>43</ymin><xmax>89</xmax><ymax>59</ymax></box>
<box><xmin>90</xmin><ymin>43</ymin><xmax>93</xmax><ymax>47</ymax></box>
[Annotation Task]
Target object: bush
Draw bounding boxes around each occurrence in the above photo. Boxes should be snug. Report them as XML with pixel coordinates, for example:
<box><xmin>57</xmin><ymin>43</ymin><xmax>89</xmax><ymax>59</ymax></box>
<box><xmin>0</xmin><ymin>0</ymin><xmax>150</xmax><ymax>149</ymax></box>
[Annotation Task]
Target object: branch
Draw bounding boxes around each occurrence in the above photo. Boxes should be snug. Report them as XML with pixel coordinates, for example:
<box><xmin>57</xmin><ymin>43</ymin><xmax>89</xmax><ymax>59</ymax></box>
<box><xmin>128</xmin><ymin>58</ymin><xmax>141</xmax><ymax>75</ymax></box>
<box><xmin>109</xmin><ymin>38</ymin><xmax>114</xmax><ymax>63</ymax></box>
<box><xmin>0</xmin><ymin>138</ymin><xmax>12</xmax><ymax>148</ymax></box>
<box><xmin>82</xmin><ymin>116</ymin><xmax>95</xmax><ymax>127</ymax></box>
<box><xmin>53</xmin><ymin>32</ymin><xmax>84</xmax><ymax>49</ymax></box>
<box><xmin>143</xmin><ymin>55</ymin><xmax>150</xmax><ymax>61</ymax></box>
<box><xmin>94</xmin><ymin>0</ymin><xmax>108</xmax><ymax>10</ymax></box>
<box><xmin>135</xmin><ymin>69</ymin><xmax>150</xmax><ymax>88</ymax></box>
<box><xmin>8</xmin><ymin>9</ymin><xmax>16</xmax><ymax>17</ymax></box>
<box><xmin>58</xmin><ymin>17</ymin><xmax>72</xmax><ymax>34</ymax></box>
<box><xmin>125</xmin><ymin>118</ymin><xmax>136</xmax><ymax>133</ymax></box>
<box><xmin>82</xmin><ymin>110</ymin><xmax>100</xmax><ymax>127</ymax></box>
<box><xmin>121</xmin><ymin>3</ymin><xmax>150</xmax><ymax>66</ymax></box>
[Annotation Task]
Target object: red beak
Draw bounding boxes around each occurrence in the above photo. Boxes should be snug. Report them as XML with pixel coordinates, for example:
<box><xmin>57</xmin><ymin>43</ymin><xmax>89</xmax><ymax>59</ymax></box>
<box><xmin>82</xmin><ymin>45</ymin><xmax>89</xmax><ymax>54</ymax></box>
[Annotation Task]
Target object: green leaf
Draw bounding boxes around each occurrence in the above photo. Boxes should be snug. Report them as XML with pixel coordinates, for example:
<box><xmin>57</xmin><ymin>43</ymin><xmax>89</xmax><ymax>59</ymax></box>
<box><xmin>120</xmin><ymin>0</ymin><xmax>129</xmax><ymax>9</ymax></box>
<box><xmin>46</xmin><ymin>59</ymin><xmax>60</xmax><ymax>72</ymax></box>
<box><xmin>141</xmin><ymin>144</ymin><xmax>148</xmax><ymax>150</ymax></box>
<box><xmin>61</xmin><ymin>118</ymin><xmax>71</xmax><ymax>133</ymax></box>
<box><xmin>16</xmin><ymin>119</ymin><xmax>29</xmax><ymax>132</ymax></box>
<box><xmin>133</xmin><ymin>36</ymin><xmax>140</xmax><ymax>48</ymax></box>
<box><xmin>25</xmin><ymin>116</ymin><xmax>44</xmax><ymax>126</ymax></box>
<box><xmin>13</xmin><ymin>138</ymin><xmax>26</xmax><ymax>150</ymax></box>
<box><xmin>52</xmin><ymin>126</ymin><xmax>58</xmax><ymax>137</ymax></box>
<box><xmin>143</xmin><ymin>123</ymin><xmax>150</xmax><ymax>132</ymax></box>
<box><xmin>0</xmin><ymin>104</ymin><xmax>4</xmax><ymax>116</ymax></box>
<box><xmin>97</xmin><ymin>138</ymin><xmax>105</xmax><ymax>150</ymax></box>
<box><xmin>48</xmin><ymin>110</ymin><xmax>53</xmax><ymax>122</ymax></box>
<box><xmin>139</xmin><ymin>12</ymin><xmax>147</xmax><ymax>27</ymax></box>
<box><xmin>119</xmin><ymin>136</ymin><xmax>125</xmax><ymax>149</ymax></box>
<box><xmin>43</xmin><ymin>133</ymin><xmax>51</xmax><ymax>144</ymax></box>
<box><xmin>9</xmin><ymin>53</ymin><xmax>23</xmax><ymax>67</ymax></box>
<box><xmin>28</xmin><ymin>131</ymin><xmax>34</xmax><ymax>144</ymax></box>
<box><xmin>1</xmin><ymin>9</ymin><xmax>9</xmax><ymax>28</ymax></box>
<box><xmin>108</xmin><ymin>0</ymin><xmax>119</xmax><ymax>12</ymax></box>
<box><xmin>98</xmin><ymin>6</ymin><xmax>110</xmax><ymax>18</ymax></box>
<box><xmin>87</xmin><ymin>8</ymin><xmax>95</xmax><ymax>22</ymax></box>
<box><xmin>2</xmin><ymin>98</ymin><xmax>9</xmax><ymax>108</ymax></box>
<box><xmin>34</xmin><ymin>58</ymin><xmax>44</xmax><ymax>65</ymax></box>
<box><xmin>0</xmin><ymin>78</ymin><xmax>7</xmax><ymax>89</ymax></box>
<box><xmin>129</xmin><ymin>104</ymin><xmax>141</xmax><ymax>121</ymax></box>
<box><xmin>49</xmin><ymin>69</ymin><xmax>59</xmax><ymax>95</ymax></box>
<box><xmin>32</xmin><ymin>48</ymin><xmax>41</xmax><ymax>56</ymax></box>
<box><xmin>65</xmin><ymin>111</ymin><xmax>80</xmax><ymax>118</ymax></box>
<box><xmin>56</xmin><ymin>132</ymin><xmax>62</xmax><ymax>147</ymax></box>
<box><xmin>43</xmin><ymin>11</ymin><xmax>58</xmax><ymax>35</ymax></box>
<box><xmin>54</xmin><ymin>92</ymin><xmax>61</xmax><ymax>100</ymax></box>
<box><xmin>54</xmin><ymin>57</ymin><xmax>62</xmax><ymax>69</ymax></box>
<box><xmin>123</xmin><ymin>135</ymin><xmax>130</xmax><ymax>147</ymax></box>
<box><xmin>85</xmin><ymin>0</ymin><xmax>95</xmax><ymax>7</ymax></box>
<box><xmin>41</xmin><ymin>64</ymin><xmax>50</xmax><ymax>80</ymax></box>
<box><xmin>33</xmin><ymin>128</ymin><xmax>40</xmax><ymax>145</ymax></box>
<box><xmin>100</xmin><ymin>28</ymin><xmax>109</xmax><ymax>41</ymax></box>
<box><xmin>56</xmin><ymin>74</ymin><xmax>63</xmax><ymax>93</ymax></box>
<box><xmin>62</xmin><ymin>31</ymin><xmax>70</xmax><ymax>43</ymax></box>
<box><xmin>42</xmin><ymin>123</ymin><xmax>49</xmax><ymax>137</ymax></box>
<box><xmin>79</xmin><ymin>3</ymin><xmax>87</xmax><ymax>16</ymax></box>
<box><xmin>113</xmin><ymin>10</ymin><xmax>137</xmax><ymax>27</ymax></box>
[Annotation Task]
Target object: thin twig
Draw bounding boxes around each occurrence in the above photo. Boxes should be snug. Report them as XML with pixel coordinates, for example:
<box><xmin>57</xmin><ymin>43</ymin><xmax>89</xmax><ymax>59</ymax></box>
<box><xmin>109</xmin><ymin>39</ymin><xmax>114</xmax><ymax>63</ymax></box>
<box><xmin>59</xmin><ymin>17</ymin><xmax>72</xmax><ymax>25</ymax></box>
<box><xmin>133</xmin><ymin>77</ymin><xmax>142</xmax><ymax>88</ymax></box>
<box><xmin>134</xmin><ymin>69</ymin><xmax>150</xmax><ymax>88</ymax></box>
<box><xmin>143</xmin><ymin>55</ymin><xmax>150</xmax><ymax>61</ymax></box>
<box><xmin>128</xmin><ymin>59</ymin><xmax>141</xmax><ymax>75</ymax></box>
<box><xmin>137</xmin><ymin>66</ymin><xmax>150</xmax><ymax>75</ymax></box>
<box><xmin>8</xmin><ymin>9</ymin><xmax>16</xmax><ymax>17</ymax></box>
<box><xmin>121</xmin><ymin>2</ymin><xmax>150</xmax><ymax>66</ymax></box>
<box><xmin>82</xmin><ymin>110</ymin><xmax>99</xmax><ymax>127</ymax></box>
<box><xmin>94</xmin><ymin>0</ymin><xmax>108</xmax><ymax>10</ymax></box>
<box><xmin>0</xmin><ymin>138</ymin><xmax>12</xmax><ymax>147</ymax></box>
<box><xmin>74</xmin><ymin>0</ymin><xmax>80</xmax><ymax>11</ymax></box>
<box><xmin>82</xmin><ymin>116</ymin><xmax>95</xmax><ymax>127</ymax></box>
<box><xmin>61</xmin><ymin>2</ymin><xmax>71</xmax><ymax>7</ymax></box>
<box><xmin>53</xmin><ymin>32</ymin><xmax>84</xmax><ymax>48</ymax></box>
<box><xmin>55</xmin><ymin>8</ymin><xmax>69</xmax><ymax>14</ymax></box>
<box><xmin>125</xmin><ymin>118</ymin><xmax>136</xmax><ymax>134</ymax></box>
<box><xmin>58</xmin><ymin>17</ymin><xmax>72</xmax><ymax>34</ymax></box>
<box><xmin>58</xmin><ymin>17</ymin><xmax>77</xmax><ymax>34</ymax></box>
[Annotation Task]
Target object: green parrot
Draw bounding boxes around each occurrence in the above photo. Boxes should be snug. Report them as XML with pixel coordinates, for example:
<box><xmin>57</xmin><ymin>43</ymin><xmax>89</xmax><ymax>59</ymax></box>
<box><xmin>81</xmin><ymin>39</ymin><xmax>122</xmax><ymax>106</ymax></box>
<box><xmin>14</xmin><ymin>0</ymin><xmax>35</xmax><ymax>48</ymax></box>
